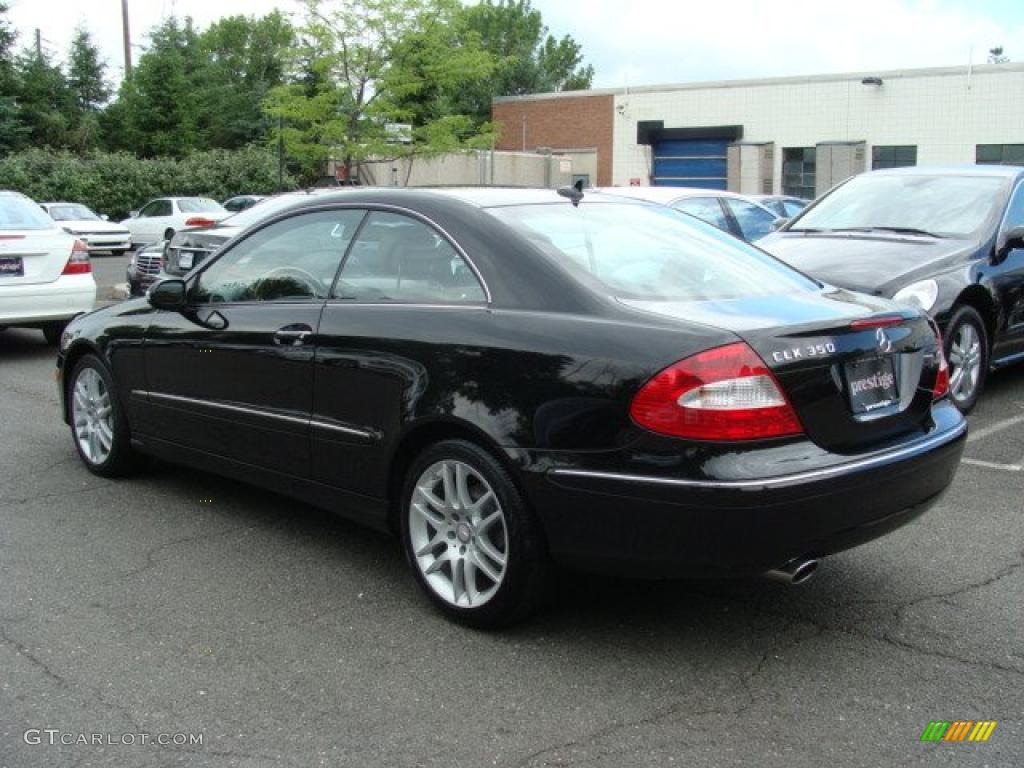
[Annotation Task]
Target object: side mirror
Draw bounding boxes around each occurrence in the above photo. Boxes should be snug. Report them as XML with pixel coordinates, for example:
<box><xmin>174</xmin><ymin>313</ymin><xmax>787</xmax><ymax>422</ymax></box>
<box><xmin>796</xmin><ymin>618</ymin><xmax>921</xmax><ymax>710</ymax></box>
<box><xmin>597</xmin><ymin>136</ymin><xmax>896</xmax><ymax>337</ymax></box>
<box><xmin>995</xmin><ymin>224</ymin><xmax>1024</xmax><ymax>261</ymax></box>
<box><xmin>129</xmin><ymin>210</ymin><xmax>139</xmax><ymax>219</ymax></box>
<box><xmin>100</xmin><ymin>213</ymin><xmax>109</xmax><ymax>221</ymax></box>
<box><xmin>147</xmin><ymin>278</ymin><xmax>187</xmax><ymax>310</ymax></box>
<box><xmin>771</xmin><ymin>217</ymin><xmax>789</xmax><ymax>231</ymax></box>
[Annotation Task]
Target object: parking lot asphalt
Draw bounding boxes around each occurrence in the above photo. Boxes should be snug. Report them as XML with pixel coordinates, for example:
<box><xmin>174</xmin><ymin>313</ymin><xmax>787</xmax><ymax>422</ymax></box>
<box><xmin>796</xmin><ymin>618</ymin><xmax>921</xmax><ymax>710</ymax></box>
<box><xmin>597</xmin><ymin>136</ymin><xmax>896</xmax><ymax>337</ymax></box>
<box><xmin>1</xmin><ymin>326</ymin><xmax>1022</xmax><ymax>768</ymax></box>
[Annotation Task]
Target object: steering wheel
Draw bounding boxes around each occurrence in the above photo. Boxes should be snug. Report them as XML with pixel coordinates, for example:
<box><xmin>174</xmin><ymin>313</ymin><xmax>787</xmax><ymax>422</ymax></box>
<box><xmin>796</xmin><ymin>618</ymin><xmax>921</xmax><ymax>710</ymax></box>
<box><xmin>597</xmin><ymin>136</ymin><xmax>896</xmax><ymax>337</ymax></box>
<box><xmin>258</xmin><ymin>266</ymin><xmax>327</xmax><ymax>298</ymax></box>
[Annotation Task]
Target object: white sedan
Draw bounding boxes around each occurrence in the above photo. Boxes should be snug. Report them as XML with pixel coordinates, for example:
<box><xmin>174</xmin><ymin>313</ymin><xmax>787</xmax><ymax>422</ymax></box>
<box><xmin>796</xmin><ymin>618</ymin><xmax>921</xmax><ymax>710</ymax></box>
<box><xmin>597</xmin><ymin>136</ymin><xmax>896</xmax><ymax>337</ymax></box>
<box><xmin>120</xmin><ymin>197</ymin><xmax>230</xmax><ymax>247</ymax></box>
<box><xmin>41</xmin><ymin>202</ymin><xmax>133</xmax><ymax>255</ymax></box>
<box><xmin>0</xmin><ymin>191</ymin><xmax>96</xmax><ymax>344</ymax></box>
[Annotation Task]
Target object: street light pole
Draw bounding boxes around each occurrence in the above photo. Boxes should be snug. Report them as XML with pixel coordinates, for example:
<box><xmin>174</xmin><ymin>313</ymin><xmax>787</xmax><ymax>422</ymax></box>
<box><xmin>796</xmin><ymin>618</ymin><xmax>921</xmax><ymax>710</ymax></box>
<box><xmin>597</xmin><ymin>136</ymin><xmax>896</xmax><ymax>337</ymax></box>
<box><xmin>121</xmin><ymin>0</ymin><xmax>133</xmax><ymax>79</ymax></box>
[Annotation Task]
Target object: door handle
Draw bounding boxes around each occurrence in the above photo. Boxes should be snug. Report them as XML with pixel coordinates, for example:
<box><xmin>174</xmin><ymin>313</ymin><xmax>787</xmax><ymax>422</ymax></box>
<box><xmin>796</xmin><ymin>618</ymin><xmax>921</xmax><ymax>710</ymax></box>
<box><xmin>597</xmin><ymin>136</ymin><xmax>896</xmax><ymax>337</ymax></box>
<box><xmin>274</xmin><ymin>325</ymin><xmax>314</xmax><ymax>346</ymax></box>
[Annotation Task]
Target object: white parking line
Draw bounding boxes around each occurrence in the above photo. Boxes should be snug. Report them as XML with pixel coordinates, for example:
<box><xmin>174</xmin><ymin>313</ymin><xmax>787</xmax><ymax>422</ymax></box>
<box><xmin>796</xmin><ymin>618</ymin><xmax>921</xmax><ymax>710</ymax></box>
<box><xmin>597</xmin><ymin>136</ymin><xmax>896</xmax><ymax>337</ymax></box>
<box><xmin>966</xmin><ymin>413</ymin><xmax>1024</xmax><ymax>444</ymax></box>
<box><xmin>961</xmin><ymin>457</ymin><xmax>1023</xmax><ymax>472</ymax></box>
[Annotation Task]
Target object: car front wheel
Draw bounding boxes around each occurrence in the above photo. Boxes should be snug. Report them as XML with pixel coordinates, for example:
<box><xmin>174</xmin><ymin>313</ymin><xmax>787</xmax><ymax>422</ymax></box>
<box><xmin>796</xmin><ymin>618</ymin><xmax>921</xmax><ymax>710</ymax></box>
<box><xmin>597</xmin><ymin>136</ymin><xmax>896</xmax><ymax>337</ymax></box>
<box><xmin>68</xmin><ymin>354</ymin><xmax>142</xmax><ymax>476</ymax></box>
<box><xmin>400</xmin><ymin>440</ymin><xmax>547</xmax><ymax>628</ymax></box>
<box><xmin>944</xmin><ymin>305</ymin><xmax>988</xmax><ymax>413</ymax></box>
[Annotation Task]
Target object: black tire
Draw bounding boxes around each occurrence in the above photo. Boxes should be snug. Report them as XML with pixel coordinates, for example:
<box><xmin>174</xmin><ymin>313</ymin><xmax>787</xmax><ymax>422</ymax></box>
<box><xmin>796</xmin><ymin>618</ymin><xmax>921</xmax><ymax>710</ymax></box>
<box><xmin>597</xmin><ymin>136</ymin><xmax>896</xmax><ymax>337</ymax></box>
<box><xmin>42</xmin><ymin>322</ymin><xmax>67</xmax><ymax>346</ymax></box>
<box><xmin>400</xmin><ymin>439</ymin><xmax>548</xmax><ymax>628</ymax></box>
<box><xmin>67</xmin><ymin>354</ymin><xmax>144</xmax><ymax>477</ymax></box>
<box><xmin>163</xmin><ymin>228</ymin><xmax>175</xmax><ymax>241</ymax></box>
<box><xmin>943</xmin><ymin>305</ymin><xmax>988</xmax><ymax>414</ymax></box>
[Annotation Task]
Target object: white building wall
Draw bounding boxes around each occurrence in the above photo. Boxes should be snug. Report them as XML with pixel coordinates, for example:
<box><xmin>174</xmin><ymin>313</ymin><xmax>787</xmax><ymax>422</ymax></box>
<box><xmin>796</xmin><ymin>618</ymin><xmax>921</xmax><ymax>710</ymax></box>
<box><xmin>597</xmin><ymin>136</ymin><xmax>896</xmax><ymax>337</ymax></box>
<box><xmin>611</xmin><ymin>64</ymin><xmax>1024</xmax><ymax>191</ymax></box>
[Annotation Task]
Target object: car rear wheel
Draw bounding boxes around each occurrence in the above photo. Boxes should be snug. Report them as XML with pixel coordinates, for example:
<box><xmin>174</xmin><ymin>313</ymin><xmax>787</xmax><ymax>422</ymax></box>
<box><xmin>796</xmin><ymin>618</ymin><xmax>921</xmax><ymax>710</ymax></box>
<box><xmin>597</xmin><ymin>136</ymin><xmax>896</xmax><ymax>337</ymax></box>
<box><xmin>944</xmin><ymin>305</ymin><xmax>988</xmax><ymax>413</ymax></box>
<box><xmin>69</xmin><ymin>355</ymin><xmax>142</xmax><ymax>476</ymax></box>
<box><xmin>400</xmin><ymin>440</ymin><xmax>547</xmax><ymax>628</ymax></box>
<box><xmin>163</xmin><ymin>228</ymin><xmax>175</xmax><ymax>241</ymax></box>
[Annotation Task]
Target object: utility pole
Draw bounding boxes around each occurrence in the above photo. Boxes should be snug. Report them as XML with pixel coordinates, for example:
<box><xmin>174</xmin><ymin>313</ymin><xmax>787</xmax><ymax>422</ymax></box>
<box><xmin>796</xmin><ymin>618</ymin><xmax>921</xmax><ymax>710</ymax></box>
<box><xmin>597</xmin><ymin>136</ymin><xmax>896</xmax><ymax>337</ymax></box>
<box><xmin>121</xmin><ymin>0</ymin><xmax>133</xmax><ymax>79</ymax></box>
<box><xmin>277</xmin><ymin>115</ymin><xmax>284</xmax><ymax>192</ymax></box>
<box><xmin>34</xmin><ymin>28</ymin><xmax>41</xmax><ymax>58</ymax></box>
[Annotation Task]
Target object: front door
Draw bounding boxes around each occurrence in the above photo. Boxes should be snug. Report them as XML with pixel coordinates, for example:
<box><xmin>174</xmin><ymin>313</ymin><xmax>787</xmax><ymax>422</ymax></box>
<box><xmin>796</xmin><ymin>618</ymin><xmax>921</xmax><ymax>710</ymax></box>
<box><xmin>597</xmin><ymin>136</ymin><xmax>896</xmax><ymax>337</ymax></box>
<box><xmin>141</xmin><ymin>208</ymin><xmax>364</xmax><ymax>476</ymax></box>
<box><xmin>991</xmin><ymin>180</ymin><xmax>1024</xmax><ymax>362</ymax></box>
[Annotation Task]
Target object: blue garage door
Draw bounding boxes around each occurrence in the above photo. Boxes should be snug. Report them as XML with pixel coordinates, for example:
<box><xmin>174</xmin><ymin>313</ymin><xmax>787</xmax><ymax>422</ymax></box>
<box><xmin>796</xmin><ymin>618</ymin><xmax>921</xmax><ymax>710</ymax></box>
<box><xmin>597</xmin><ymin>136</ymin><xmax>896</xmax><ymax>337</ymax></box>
<box><xmin>652</xmin><ymin>139</ymin><xmax>728</xmax><ymax>189</ymax></box>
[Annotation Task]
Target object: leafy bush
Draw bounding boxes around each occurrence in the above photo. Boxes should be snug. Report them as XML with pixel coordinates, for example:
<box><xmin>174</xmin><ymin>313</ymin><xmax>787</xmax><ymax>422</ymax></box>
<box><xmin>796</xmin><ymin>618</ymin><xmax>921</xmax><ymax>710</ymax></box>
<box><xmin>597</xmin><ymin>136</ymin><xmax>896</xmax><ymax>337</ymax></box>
<box><xmin>0</xmin><ymin>146</ymin><xmax>299</xmax><ymax>220</ymax></box>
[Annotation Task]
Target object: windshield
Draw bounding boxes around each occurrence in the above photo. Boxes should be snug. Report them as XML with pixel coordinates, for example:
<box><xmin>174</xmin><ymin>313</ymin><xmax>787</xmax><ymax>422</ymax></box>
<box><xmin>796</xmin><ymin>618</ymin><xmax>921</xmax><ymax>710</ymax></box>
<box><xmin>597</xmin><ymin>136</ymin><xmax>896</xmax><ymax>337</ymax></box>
<box><xmin>791</xmin><ymin>174</ymin><xmax>1008</xmax><ymax>238</ymax></box>
<box><xmin>488</xmin><ymin>202</ymin><xmax>819</xmax><ymax>302</ymax></box>
<box><xmin>178</xmin><ymin>198</ymin><xmax>226</xmax><ymax>213</ymax></box>
<box><xmin>0</xmin><ymin>196</ymin><xmax>59</xmax><ymax>230</ymax></box>
<box><xmin>48</xmin><ymin>204</ymin><xmax>100</xmax><ymax>221</ymax></box>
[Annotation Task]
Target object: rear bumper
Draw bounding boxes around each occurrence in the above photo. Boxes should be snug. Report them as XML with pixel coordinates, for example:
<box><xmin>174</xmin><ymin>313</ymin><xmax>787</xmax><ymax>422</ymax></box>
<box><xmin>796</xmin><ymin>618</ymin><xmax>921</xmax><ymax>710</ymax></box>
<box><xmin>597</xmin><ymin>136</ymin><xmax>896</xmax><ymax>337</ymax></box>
<box><xmin>0</xmin><ymin>275</ymin><xmax>96</xmax><ymax>326</ymax></box>
<box><xmin>522</xmin><ymin>402</ymin><xmax>967</xmax><ymax>577</ymax></box>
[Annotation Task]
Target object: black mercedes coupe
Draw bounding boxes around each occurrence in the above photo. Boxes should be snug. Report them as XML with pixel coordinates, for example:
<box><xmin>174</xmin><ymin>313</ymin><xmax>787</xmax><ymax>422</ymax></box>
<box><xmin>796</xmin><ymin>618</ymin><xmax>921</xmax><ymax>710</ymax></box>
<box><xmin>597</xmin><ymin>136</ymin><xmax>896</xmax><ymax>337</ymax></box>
<box><xmin>759</xmin><ymin>165</ymin><xmax>1024</xmax><ymax>412</ymax></box>
<box><xmin>56</xmin><ymin>188</ymin><xmax>966</xmax><ymax>626</ymax></box>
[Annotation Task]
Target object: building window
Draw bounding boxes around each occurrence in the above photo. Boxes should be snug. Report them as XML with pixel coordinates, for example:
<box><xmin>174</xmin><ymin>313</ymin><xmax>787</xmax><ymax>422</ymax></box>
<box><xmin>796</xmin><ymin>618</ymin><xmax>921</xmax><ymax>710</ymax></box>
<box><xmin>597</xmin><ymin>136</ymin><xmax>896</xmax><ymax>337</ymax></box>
<box><xmin>976</xmin><ymin>144</ymin><xmax>1024</xmax><ymax>166</ymax></box>
<box><xmin>782</xmin><ymin>147</ymin><xmax>815</xmax><ymax>199</ymax></box>
<box><xmin>872</xmin><ymin>145</ymin><xmax>917</xmax><ymax>169</ymax></box>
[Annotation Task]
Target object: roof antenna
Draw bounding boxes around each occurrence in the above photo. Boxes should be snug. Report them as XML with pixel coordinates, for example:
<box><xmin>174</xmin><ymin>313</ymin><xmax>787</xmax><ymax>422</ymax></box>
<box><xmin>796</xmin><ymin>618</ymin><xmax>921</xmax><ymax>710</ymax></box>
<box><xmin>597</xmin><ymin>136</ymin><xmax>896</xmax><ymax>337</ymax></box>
<box><xmin>557</xmin><ymin>179</ymin><xmax>585</xmax><ymax>207</ymax></box>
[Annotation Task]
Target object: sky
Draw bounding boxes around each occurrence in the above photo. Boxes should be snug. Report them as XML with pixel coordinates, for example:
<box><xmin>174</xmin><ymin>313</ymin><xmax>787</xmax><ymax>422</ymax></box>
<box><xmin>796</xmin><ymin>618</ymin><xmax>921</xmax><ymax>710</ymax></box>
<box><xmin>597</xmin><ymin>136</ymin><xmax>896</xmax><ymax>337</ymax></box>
<box><xmin>7</xmin><ymin>0</ymin><xmax>1024</xmax><ymax>90</ymax></box>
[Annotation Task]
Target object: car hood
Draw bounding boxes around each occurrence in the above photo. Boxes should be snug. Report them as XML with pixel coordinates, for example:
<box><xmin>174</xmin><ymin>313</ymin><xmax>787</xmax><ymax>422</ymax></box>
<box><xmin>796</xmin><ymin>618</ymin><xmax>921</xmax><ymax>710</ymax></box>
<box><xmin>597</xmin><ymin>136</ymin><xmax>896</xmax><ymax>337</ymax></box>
<box><xmin>757</xmin><ymin>232</ymin><xmax>977</xmax><ymax>295</ymax></box>
<box><xmin>57</xmin><ymin>219</ymin><xmax>130</xmax><ymax>234</ymax></box>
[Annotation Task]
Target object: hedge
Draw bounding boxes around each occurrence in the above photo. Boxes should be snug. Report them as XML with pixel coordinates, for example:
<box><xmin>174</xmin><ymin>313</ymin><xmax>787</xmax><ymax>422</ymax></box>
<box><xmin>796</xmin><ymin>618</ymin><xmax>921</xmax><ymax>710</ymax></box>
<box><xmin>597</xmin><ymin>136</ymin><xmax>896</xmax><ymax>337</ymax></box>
<box><xmin>0</xmin><ymin>147</ymin><xmax>300</xmax><ymax>220</ymax></box>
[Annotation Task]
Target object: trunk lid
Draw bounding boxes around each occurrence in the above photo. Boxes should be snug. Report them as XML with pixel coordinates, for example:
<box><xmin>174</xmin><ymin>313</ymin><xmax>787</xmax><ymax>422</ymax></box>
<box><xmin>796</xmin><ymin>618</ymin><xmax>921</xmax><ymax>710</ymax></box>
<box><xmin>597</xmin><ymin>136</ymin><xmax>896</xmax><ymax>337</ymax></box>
<box><xmin>620</xmin><ymin>289</ymin><xmax>943</xmax><ymax>451</ymax></box>
<box><xmin>0</xmin><ymin>229</ymin><xmax>76</xmax><ymax>286</ymax></box>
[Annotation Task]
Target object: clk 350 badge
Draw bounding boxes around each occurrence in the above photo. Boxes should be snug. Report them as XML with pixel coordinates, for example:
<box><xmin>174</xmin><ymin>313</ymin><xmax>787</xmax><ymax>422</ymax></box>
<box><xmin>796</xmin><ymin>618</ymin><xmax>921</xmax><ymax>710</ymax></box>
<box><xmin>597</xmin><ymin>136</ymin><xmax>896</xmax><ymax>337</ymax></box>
<box><xmin>772</xmin><ymin>342</ymin><xmax>836</xmax><ymax>363</ymax></box>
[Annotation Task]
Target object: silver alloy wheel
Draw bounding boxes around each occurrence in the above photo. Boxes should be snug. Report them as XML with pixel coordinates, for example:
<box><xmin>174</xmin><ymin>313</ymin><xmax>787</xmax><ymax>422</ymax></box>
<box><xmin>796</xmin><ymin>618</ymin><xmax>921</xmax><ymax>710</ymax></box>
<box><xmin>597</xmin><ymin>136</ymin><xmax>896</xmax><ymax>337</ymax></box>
<box><xmin>72</xmin><ymin>368</ymin><xmax>115</xmax><ymax>465</ymax></box>
<box><xmin>947</xmin><ymin>322</ymin><xmax>982</xmax><ymax>403</ymax></box>
<box><xmin>409</xmin><ymin>460</ymin><xmax>508</xmax><ymax>608</ymax></box>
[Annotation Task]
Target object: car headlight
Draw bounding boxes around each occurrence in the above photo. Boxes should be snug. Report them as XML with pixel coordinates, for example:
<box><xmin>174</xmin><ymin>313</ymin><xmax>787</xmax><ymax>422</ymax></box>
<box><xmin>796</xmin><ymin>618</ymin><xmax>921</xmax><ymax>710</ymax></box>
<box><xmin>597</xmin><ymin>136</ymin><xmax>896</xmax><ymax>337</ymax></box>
<box><xmin>59</xmin><ymin>326</ymin><xmax>79</xmax><ymax>353</ymax></box>
<box><xmin>892</xmin><ymin>279</ymin><xmax>939</xmax><ymax>312</ymax></box>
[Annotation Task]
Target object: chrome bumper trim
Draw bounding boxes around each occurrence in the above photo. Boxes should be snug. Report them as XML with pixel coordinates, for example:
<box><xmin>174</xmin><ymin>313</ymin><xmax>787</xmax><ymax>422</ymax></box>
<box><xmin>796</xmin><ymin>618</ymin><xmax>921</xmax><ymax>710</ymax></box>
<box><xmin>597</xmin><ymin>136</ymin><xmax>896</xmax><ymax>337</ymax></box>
<box><xmin>549</xmin><ymin>420</ymin><xmax>967</xmax><ymax>491</ymax></box>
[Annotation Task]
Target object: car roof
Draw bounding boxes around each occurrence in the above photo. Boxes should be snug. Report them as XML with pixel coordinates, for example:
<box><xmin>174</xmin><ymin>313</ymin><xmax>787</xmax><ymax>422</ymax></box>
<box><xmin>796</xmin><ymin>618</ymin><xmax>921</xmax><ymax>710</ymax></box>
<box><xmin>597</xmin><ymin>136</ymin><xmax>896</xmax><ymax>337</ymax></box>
<box><xmin>269</xmin><ymin>186</ymin><xmax>655</xmax><ymax>210</ymax></box>
<box><xmin>868</xmin><ymin>164</ymin><xmax>1024</xmax><ymax>179</ymax></box>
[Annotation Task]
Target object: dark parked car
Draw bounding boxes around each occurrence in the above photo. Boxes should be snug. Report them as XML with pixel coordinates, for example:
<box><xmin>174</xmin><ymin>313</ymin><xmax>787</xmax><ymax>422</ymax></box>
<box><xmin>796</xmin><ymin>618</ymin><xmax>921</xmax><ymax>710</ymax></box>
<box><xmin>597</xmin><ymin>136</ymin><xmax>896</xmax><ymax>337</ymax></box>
<box><xmin>57</xmin><ymin>188</ymin><xmax>965</xmax><ymax>626</ymax></box>
<box><xmin>222</xmin><ymin>195</ymin><xmax>266</xmax><ymax>213</ymax></box>
<box><xmin>759</xmin><ymin>165</ymin><xmax>1024</xmax><ymax>412</ymax></box>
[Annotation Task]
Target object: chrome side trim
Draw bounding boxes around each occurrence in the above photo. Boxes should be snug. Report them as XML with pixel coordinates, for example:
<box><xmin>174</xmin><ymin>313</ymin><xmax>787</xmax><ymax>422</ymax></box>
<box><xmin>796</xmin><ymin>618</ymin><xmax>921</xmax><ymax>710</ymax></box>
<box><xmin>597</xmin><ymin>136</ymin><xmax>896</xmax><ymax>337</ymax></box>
<box><xmin>549</xmin><ymin>420</ymin><xmax>967</xmax><ymax>491</ymax></box>
<box><xmin>134</xmin><ymin>390</ymin><xmax>377</xmax><ymax>440</ymax></box>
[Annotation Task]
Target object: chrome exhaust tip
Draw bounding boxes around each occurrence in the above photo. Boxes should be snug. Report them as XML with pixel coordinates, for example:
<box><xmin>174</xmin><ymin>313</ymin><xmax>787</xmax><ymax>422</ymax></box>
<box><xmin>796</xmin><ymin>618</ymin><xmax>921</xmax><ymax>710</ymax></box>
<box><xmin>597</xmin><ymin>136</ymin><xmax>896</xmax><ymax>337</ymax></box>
<box><xmin>765</xmin><ymin>557</ymin><xmax>820</xmax><ymax>586</ymax></box>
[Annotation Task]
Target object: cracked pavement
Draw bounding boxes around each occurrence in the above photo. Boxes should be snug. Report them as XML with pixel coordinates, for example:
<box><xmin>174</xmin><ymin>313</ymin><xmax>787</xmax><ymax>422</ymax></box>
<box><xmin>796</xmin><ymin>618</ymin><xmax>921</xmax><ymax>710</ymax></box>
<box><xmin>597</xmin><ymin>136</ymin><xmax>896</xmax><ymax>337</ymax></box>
<box><xmin>1</xmin><ymin>327</ymin><xmax>1022</xmax><ymax>767</ymax></box>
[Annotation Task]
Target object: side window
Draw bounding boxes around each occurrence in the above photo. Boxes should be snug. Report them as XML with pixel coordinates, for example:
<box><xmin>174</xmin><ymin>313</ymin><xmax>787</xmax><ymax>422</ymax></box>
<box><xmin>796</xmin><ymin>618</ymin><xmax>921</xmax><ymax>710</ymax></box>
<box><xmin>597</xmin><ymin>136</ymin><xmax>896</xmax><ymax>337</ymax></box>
<box><xmin>672</xmin><ymin>197</ymin><xmax>730</xmax><ymax>232</ymax></box>
<box><xmin>138</xmin><ymin>201</ymin><xmax>164</xmax><ymax>218</ymax></box>
<box><xmin>193</xmin><ymin>209</ymin><xmax>364</xmax><ymax>303</ymax></box>
<box><xmin>724</xmin><ymin>199</ymin><xmax>777</xmax><ymax>242</ymax></box>
<box><xmin>1003</xmin><ymin>182</ymin><xmax>1024</xmax><ymax>230</ymax></box>
<box><xmin>335</xmin><ymin>211</ymin><xmax>486</xmax><ymax>304</ymax></box>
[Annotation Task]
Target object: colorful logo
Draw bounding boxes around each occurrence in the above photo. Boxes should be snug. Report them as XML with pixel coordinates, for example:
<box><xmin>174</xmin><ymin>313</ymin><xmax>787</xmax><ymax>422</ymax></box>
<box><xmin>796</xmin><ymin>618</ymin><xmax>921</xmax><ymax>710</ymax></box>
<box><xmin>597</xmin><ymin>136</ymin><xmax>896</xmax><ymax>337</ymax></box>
<box><xmin>920</xmin><ymin>721</ymin><xmax>997</xmax><ymax>742</ymax></box>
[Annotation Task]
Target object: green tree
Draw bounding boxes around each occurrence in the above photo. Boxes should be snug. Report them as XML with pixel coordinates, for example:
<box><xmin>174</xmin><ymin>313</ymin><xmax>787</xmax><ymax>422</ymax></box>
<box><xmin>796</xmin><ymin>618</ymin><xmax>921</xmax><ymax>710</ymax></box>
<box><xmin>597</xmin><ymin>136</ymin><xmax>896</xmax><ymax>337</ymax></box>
<box><xmin>0</xmin><ymin>2</ymin><xmax>26</xmax><ymax>153</ymax></box>
<box><xmin>194</xmin><ymin>11</ymin><xmax>294</xmax><ymax>149</ymax></box>
<box><xmin>264</xmin><ymin>0</ymin><xmax>497</xmax><ymax>180</ymax></box>
<box><xmin>14</xmin><ymin>42</ymin><xmax>73</xmax><ymax>149</ymax></box>
<box><xmin>453</xmin><ymin>0</ymin><xmax>593</xmax><ymax>125</ymax></box>
<box><xmin>66</xmin><ymin>26</ymin><xmax>109</xmax><ymax>150</ymax></box>
<box><xmin>112</xmin><ymin>17</ymin><xmax>201</xmax><ymax>157</ymax></box>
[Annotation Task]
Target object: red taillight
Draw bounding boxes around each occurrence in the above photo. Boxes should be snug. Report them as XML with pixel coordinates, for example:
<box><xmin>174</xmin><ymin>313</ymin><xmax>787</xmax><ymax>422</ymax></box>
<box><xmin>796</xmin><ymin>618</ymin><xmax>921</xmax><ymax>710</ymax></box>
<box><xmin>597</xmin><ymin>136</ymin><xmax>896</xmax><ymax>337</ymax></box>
<box><xmin>62</xmin><ymin>239</ymin><xmax>91</xmax><ymax>275</ymax></box>
<box><xmin>850</xmin><ymin>315</ymin><xmax>905</xmax><ymax>329</ymax></box>
<box><xmin>185</xmin><ymin>216</ymin><xmax>216</xmax><ymax>228</ymax></box>
<box><xmin>932</xmin><ymin>334</ymin><xmax>950</xmax><ymax>401</ymax></box>
<box><xmin>629</xmin><ymin>342</ymin><xmax>804</xmax><ymax>441</ymax></box>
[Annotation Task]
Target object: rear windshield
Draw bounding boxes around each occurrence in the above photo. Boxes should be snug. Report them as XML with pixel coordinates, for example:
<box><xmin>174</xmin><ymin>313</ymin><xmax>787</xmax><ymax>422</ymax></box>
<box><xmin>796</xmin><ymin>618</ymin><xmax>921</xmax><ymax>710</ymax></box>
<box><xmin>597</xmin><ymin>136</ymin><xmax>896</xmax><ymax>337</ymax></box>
<box><xmin>48</xmin><ymin>204</ymin><xmax>100</xmax><ymax>221</ymax></box>
<box><xmin>488</xmin><ymin>202</ymin><xmax>819</xmax><ymax>301</ymax></box>
<box><xmin>178</xmin><ymin>199</ymin><xmax>226</xmax><ymax>213</ymax></box>
<box><xmin>0</xmin><ymin>196</ymin><xmax>59</xmax><ymax>230</ymax></box>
